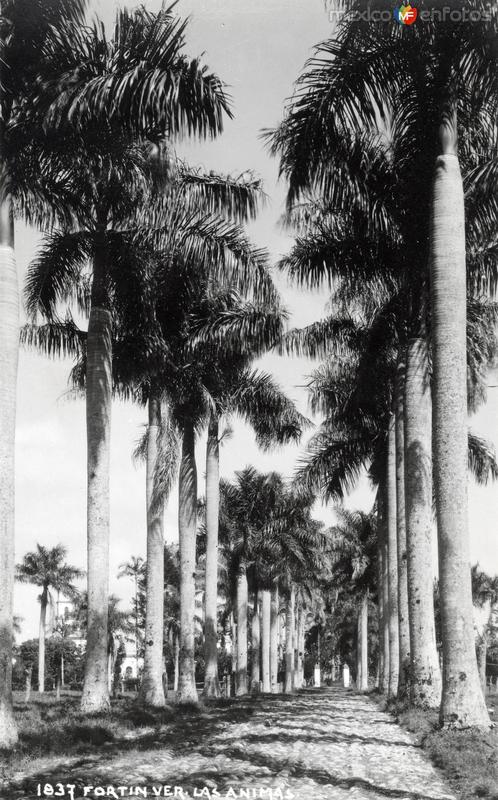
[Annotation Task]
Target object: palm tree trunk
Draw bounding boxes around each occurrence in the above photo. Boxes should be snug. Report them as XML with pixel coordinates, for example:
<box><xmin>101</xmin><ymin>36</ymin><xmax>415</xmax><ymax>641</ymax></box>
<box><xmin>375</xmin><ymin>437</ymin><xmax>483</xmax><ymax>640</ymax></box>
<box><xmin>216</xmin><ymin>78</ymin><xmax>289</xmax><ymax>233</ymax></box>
<box><xmin>378</xmin><ymin>484</ymin><xmax>390</xmax><ymax>694</ymax></box>
<box><xmin>81</xmin><ymin>253</ymin><xmax>112</xmax><ymax>713</ymax></box>
<box><xmin>430</xmin><ymin>106</ymin><xmax>489</xmax><ymax>727</ymax></box>
<box><xmin>236</xmin><ymin>563</ymin><xmax>248</xmax><ymax>696</ymax></box>
<box><xmin>377</xmin><ymin>525</ymin><xmax>385</xmax><ymax>691</ymax></box>
<box><xmin>173</xmin><ymin>632</ymin><xmax>179</xmax><ymax>693</ymax></box>
<box><xmin>315</xmin><ymin>629</ymin><xmax>321</xmax><ymax>688</ymax></box>
<box><xmin>0</xmin><ymin>196</ymin><xmax>18</xmax><ymax>747</ymax></box>
<box><xmin>178</xmin><ymin>419</ymin><xmax>198</xmax><ymax>703</ymax></box>
<box><xmin>139</xmin><ymin>394</ymin><xmax>166</xmax><ymax>707</ymax></box>
<box><xmin>357</xmin><ymin>610</ymin><xmax>362</xmax><ymax>690</ymax></box>
<box><xmin>107</xmin><ymin>641</ymin><xmax>114</xmax><ymax>695</ymax></box>
<box><xmin>359</xmin><ymin>592</ymin><xmax>369</xmax><ymax>692</ymax></box>
<box><xmin>270</xmin><ymin>586</ymin><xmax>279</xmax><ymax>693</ymax></box>
<box><xmin>477</xmin><ymin>636</ymin><xmax>487</xmax><ymax>693</ymax></box>
<box><xmin>387</xmin><ymin>416</ymin><xmax>399</xmax><ymax>699</ymax></box>
<box><xmin>134</xmin><ymin>577</ymin><xmax>139</xmax><ymax>676</ymax></box>
<box><xmin>24</xmin><ymin>667</ymin><xmax>32</xmax><ymax>704</ymax></box>
<box><xmin>395</xmin><ymin>364</ymin><xmax>410</xmax><ymax>694</ymax></box>
<box><xmin>284</xmin><ymin>584</ymin><xmax>295</xmax><ymax>694</ymax></box>
<box><xmin>261</xmin><ymin>589</ymin><xmax>271</xmax><ymax>693</ymax></box>
<box><xmin>251</xmin><ymin>588</ymin><xmax>260</xmax><ymax>693</ymax></box>
<box><xmin>203</xmin><ymin>412</ymin><xmax>220</xmax><ymax>698</ymax></box>
<box><xmin>404</xmin><ymin>337</ymin><xmax>442</xmax><ymax>708</ymax></box>
<box><xmin>38</xmin><ymin>588</ymin><xmax>48</xmax><ymax>694</ymax></box>
<box><xmin>297</xmin><ymin>602</ymin><xmax>305</xmax><ymax>688</ymax></box>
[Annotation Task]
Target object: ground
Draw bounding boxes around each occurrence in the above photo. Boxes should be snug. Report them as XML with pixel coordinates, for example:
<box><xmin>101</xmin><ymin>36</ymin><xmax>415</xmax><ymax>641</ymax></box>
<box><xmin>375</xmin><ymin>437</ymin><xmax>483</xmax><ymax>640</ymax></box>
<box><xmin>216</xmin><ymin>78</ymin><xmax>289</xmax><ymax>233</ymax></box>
<box><xmin>0</xmin><ymin>687</ymin><xmax>493</xmax><ymax>800</ymax></box>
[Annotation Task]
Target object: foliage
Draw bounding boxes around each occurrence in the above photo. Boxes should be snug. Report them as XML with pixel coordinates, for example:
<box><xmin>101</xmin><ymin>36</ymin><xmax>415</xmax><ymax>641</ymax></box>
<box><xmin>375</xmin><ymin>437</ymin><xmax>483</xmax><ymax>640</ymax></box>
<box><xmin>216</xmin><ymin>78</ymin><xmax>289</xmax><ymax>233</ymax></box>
<box><xmin>13</xmin><ymin>637</ymin><xmax>85</xmax><ymax>691</ymax></box>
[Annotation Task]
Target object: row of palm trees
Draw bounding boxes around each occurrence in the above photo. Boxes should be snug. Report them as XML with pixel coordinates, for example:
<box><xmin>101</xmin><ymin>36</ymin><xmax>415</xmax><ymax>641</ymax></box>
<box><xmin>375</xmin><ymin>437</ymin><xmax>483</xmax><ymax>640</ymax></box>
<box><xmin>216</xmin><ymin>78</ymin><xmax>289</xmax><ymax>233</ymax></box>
<box><xmin>13</xmin><ymin>465</ymin><xmax>331</xmax><ymax>702</ymax></box>
<box><xmin>1</xmin><ymin>0</ymin><xmax>497</xmax><ymax>748</ymax></box>
<box><xmin>0</xmin><ymin>0</ymin><xmax>298</xmax><ymax>746</ymax></box>
<box><xmin>118</xmin><ymin>469</ymin><xmax>328</xmax><ymax>700</ymax></box>
<box><xmin>267</xmin><ymin>0</ymin><xmax>498</xmax><ymax>727</ymax></box>
<box><xmin>1</xmin><ymin>0</ymin><xmax>332</xmax><ymax>745</ymax></box>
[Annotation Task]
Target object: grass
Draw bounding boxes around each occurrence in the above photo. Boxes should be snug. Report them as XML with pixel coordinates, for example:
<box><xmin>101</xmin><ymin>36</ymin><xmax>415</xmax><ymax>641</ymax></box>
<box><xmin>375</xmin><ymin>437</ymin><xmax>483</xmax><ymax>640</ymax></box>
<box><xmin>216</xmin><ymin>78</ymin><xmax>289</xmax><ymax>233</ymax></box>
<box><xmin>1</xmin><ymin>689</ymin><xmax>259</xmax><ymax>789</ymax></box>
<box><xmin>387</xmin><ymin>690</ymin><xmax>498</xmax><ymax>800</ymax></box>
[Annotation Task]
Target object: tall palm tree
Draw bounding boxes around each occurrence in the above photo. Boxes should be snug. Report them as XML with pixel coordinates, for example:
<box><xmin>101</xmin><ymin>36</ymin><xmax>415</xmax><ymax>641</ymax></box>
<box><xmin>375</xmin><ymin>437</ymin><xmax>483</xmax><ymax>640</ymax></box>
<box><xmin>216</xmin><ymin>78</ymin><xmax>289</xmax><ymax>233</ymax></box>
<box><xmin>16</xmin><ymin>544</ymin><xmax>83</xmax><ymax>693</ymax></box>
<box><xmin>23</xmin><ymin>6</ymin><xmax>233</xmax><ymax>714</ymax></box>
<box><xmin>0</xmin><ymin>0</ymin><xmax>87</xmax><ymax>748</ymax></box>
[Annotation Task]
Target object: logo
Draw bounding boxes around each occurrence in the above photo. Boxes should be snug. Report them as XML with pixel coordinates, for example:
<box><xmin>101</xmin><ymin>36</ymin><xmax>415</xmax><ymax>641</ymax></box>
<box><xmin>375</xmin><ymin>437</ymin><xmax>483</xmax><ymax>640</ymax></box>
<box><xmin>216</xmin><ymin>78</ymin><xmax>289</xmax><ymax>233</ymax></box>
<box><xmin>394</xmin><ymin>4</ymin><xmax>418</xmax><ymax>24</ymax></box>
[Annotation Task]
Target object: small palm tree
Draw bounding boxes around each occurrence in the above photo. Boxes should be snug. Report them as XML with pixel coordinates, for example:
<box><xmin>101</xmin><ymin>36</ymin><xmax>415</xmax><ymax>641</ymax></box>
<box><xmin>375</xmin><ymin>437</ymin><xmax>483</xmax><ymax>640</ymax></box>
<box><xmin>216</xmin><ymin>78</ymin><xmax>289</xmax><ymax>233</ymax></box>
<box><xmin>16</xmin><ymin>544</ymin><xmax>83</xmax><ymax>693</ymax></box>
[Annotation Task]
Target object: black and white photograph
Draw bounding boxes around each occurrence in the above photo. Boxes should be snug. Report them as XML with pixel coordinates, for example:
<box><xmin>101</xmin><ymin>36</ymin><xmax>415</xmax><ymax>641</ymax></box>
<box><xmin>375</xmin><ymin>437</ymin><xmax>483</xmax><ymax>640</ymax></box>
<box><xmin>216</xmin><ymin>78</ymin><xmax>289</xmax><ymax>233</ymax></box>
<box><xmin>0</xmin><ymin>0</ymin><xmax>497</xmax><ymax>797</ymax></box>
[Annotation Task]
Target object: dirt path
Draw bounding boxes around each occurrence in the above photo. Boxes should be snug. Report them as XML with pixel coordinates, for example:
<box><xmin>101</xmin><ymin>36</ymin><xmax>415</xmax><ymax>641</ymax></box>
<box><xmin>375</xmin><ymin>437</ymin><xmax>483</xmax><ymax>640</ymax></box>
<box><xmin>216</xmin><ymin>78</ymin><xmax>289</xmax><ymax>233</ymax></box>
<box><xmin>6</xmin><ymin>688</ymin><xmax>456</xmax><ymax>800</ymax></box>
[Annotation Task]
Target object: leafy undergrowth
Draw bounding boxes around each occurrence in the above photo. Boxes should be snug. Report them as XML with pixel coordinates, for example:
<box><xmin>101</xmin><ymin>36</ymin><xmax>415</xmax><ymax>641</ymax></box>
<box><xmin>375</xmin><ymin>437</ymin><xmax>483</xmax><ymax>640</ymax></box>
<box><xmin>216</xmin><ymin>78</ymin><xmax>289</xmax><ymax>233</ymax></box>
<box><xmin>391</xmin><ymin>696</ymin><xmax>498</xmax><ymax>800</ymax></box>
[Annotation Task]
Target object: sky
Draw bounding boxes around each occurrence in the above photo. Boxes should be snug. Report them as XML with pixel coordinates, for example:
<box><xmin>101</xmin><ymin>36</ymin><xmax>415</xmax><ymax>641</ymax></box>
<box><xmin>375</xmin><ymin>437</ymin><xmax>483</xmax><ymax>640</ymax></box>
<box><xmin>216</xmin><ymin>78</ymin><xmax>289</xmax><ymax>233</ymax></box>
<box><xmin>13</xmin><ymin>0</ymin><xmax>498</xmax><ymax>640</ymax></box>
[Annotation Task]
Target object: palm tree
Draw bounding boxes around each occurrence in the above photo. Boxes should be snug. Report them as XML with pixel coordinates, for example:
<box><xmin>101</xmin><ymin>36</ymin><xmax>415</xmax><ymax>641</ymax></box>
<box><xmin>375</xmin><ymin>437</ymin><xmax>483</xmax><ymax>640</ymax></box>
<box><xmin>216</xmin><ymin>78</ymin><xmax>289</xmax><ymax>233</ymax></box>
<box><xmin>16</xmin><ymin>544</ymin><xmax>83</xmax><ymax>693</ymax></box>
<box><xmin>24</xmin><ymin>5</ymin><xmax>233</xmax><ymax>714</ymax></box>
<box><xmin>0</xmin><ymin>0</ymin><xmax>87</xmax><ymax>748</ymax></box>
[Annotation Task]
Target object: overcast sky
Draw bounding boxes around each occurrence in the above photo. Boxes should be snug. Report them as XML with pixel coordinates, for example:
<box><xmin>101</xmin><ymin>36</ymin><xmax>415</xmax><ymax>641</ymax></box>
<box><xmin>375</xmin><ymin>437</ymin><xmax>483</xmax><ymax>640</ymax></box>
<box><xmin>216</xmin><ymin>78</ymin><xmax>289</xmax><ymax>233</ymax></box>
<box><xmin>14</xmin><ymin>0</ymin><xmax>498</xmax><ymax>640</ymax></box>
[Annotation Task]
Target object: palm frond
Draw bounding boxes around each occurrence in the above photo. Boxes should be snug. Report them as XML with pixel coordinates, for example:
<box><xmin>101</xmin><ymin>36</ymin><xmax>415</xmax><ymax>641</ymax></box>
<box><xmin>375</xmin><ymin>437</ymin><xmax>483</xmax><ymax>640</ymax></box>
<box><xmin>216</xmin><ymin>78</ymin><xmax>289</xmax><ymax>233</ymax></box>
<box><xmin>24</xmin><ymin>231</ymin><xmax>92</xmax><ymax>320</ymax></box>
<box><xmin>20</xmin><ymin>316</ymin><xmax>86</xmax><ymax>359</ymax></box>
<box><xmin>468</xmin><ymin>431</ymin><xmax>498</xmax><ymax>486</ymax></box>
<box><xmin>44</xmin><ymin>7</ymin><xmax>232</xmax><ymax>140</ymax></box>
